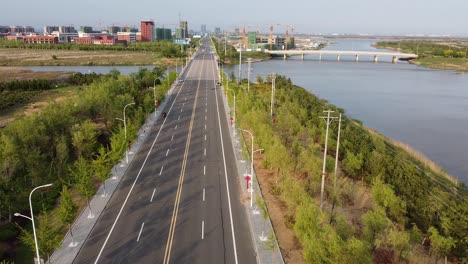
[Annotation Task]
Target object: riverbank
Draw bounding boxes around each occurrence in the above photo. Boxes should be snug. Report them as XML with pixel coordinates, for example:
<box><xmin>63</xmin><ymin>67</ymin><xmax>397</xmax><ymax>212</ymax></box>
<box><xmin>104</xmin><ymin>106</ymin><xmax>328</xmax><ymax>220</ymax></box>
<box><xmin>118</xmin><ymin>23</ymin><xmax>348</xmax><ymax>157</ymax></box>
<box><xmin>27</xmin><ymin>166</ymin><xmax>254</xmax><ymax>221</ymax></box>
<box><xmin>227</xmin><ymin>76</ymin><xmax>466</xmax><ymax>263</ymax></box>
<box><xmin>0</xmin><ymin>48</ymin><xmax>179</xmax><ymax>66</ymax></box>
<box><xmin>373</xmin><ymin>41</ymin><xmax>468</xmax><ymax>72</ymax></box>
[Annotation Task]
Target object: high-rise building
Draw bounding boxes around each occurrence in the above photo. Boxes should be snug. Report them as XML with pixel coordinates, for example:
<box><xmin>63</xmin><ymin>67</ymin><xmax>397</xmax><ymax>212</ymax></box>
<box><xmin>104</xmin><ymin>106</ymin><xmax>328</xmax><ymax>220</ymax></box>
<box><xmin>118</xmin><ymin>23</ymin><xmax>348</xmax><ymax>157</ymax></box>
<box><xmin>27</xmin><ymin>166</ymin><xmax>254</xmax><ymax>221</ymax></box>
<box><xmin>44</xmin><ymin>26</ymin><xmax>59</xmax><ymax>34</ymax></box>
<box><xmin>179</xmin><ymin>21</ymin><xmax>188</xmax><ymax>39</ymax></box>
<box><xmin>141</xmin><ymin>20</ymin><xmax>155</xmax><ymax>42</ymax></box>
<box><xmin>59</xmin><ymin>26</ymin><xmax>76</xmax><ymax>34</ymax></box>
<box><xmin>156</xmin><ymin>28</ymin><xmax>172</xmax><ymax>41</ymax></box>
<box><xmin>247</xmin><ymin>31</ymin><xmax>257</xmax><ymax>47</ymax></box>
<box><xmin>175</xmin><ymin>28</ymin><xmax>183</xmax><ymax>39</ymax></box>
<box><xmin>80</xmin><ymin>26</ymin><xmax>93</xmax><ymax>33</ymax></box>
<box><xmin>214</xmin><ymin>27</ymin><xmax>221</xmax><ymax>36</ymax></box>
<box><xmin>108</xmin><ymin>26</ymin><xmax>121</xmax><ymax>34</ymax></box>
<box><xmin>201</xmin><ymin>24</ymin><xmax>206</xmax><ymax>34</ymax></box>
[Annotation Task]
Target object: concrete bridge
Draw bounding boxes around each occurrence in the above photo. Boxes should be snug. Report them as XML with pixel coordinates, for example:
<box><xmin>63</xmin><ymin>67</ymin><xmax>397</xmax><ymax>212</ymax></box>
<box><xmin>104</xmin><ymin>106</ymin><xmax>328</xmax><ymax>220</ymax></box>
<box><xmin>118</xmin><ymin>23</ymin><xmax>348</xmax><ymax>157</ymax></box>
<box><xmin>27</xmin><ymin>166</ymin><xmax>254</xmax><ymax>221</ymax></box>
<box><xmin>265</xmin><ymin>50</ymin><xmax>418</xmax><ymax>63</ymax></box>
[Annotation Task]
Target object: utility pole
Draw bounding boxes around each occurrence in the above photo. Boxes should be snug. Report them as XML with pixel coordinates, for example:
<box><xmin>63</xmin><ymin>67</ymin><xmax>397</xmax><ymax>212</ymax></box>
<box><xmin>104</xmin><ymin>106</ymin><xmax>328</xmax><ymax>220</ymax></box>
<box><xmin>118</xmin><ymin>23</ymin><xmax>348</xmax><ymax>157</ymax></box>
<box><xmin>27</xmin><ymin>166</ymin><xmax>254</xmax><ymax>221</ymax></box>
<box><xmin>319</xmin><ymin>110</ymin><xmax>337</xmax><ymax>210</ymax></box>
<box><xmin>270</xmin><ymin>73</ymin><xmax>276</xmax><ymax>119</ymax></box>
<box><xmin>333</xmin><ymin>114</ymin><xmax>342</xmax><ymax>189</ymax></box>
<box><xmin>247</xmin><ymin>58</ymin><xmax>252</xmax><ymax>92</ymax></box>
<box><xmin>238</xmin><ymin>44</ymin><xmax>242</xmax><ymax>84</ymax></box>
<box><xmin>224</xmin><ymin>35</ymin><xmax>227</xmax><ymax>57</ymax></box>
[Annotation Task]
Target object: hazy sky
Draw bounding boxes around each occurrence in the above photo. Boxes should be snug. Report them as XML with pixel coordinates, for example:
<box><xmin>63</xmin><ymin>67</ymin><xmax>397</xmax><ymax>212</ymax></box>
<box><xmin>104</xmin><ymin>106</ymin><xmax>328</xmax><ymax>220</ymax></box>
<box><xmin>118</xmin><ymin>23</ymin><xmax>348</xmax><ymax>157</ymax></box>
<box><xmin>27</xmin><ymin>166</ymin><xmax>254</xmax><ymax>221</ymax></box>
<box><xmin>2</xmin><ymin>0</ymin><xmax>467</xmax><ymax>36</ymax></box>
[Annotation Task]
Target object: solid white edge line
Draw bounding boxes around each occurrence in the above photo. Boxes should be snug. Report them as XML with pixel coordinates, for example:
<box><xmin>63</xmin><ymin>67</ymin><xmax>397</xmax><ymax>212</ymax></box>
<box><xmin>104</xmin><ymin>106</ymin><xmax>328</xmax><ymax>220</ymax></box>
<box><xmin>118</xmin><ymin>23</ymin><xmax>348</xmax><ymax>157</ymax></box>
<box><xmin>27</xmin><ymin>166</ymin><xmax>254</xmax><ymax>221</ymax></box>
<box><xmin>201</xmin><ymin>220</ymin><xmax>205</xmax><ymax>240</ymax></box>
<box><xmin>159</xmin><ymin>166</ymin><xmax>164</xmax><ymax>176</ymax></box>
<box><xmin>93</xmin><ymin>60</ymin><xmax>192</xmax><ymax>264</ymax></box>
<box><xmin>211</xmin><ymin>53</ymin><xmax>239</xmax><ymax>264</ymax></box>
<box><xmin>137</xmin><ymin>222</ymin><xmax>145</xmax><ymax>242</ymax></box>
<box><xmin>150</xmin><ymin>188</ymin><xmax>156</xmax><ymax>202</ymax></box>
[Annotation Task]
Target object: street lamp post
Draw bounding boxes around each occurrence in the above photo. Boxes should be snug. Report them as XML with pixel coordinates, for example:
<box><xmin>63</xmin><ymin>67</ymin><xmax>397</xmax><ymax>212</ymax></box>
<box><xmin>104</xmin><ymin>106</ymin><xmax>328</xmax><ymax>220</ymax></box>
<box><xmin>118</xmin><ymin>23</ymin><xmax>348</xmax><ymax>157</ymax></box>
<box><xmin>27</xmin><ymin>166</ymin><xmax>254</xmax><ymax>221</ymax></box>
<box><xmin>271</xmin><ymin>73</ymin><xmax>276</xmax><ymax>119</ymax></box>
<box><xmin>227</xmin><ymin>88</ymin><xmax>236</xmax><ymax>129</ymax></box>
<box><xmin>152</xmin><ymin>79</ymin><xmax>158</xmax><ymax>118</ymax></box>
<box><xmin>14</xmin><ymin>183</ymin><xmax>53</xmax><ymax>264</ymax></box>
<box><xmin>116</xmin><ymin>102</ymin><xmax>135</xmax><ymax>164</ymax></box>
<box><xmin>247</xmin><ymin>58</ymin><xmax>252</xmax><ymax>92</ymax></box>
<box><xmin>239</xmin><ymin>128</ymin><xmax>254</xmax><ymax>207</ymax></box>
<box><xmin>238</xmin><ymin>44</ymin><xmax>243</xmax><ymax>84</ymax></box>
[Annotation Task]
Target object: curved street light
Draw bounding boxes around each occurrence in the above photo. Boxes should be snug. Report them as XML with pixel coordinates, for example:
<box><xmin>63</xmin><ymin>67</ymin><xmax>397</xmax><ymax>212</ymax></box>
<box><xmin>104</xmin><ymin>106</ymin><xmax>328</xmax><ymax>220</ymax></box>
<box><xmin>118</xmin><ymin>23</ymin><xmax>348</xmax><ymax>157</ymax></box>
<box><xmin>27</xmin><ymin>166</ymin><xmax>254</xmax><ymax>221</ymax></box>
<box><xmin>239</xmin><ymin>128</ymin><xmax>254</xmax><ymax>207</ymax></box>
<box><xmin>14</xmin><ymin>183</ymin><xmax>53</xmax><ymax>264</ymax></box>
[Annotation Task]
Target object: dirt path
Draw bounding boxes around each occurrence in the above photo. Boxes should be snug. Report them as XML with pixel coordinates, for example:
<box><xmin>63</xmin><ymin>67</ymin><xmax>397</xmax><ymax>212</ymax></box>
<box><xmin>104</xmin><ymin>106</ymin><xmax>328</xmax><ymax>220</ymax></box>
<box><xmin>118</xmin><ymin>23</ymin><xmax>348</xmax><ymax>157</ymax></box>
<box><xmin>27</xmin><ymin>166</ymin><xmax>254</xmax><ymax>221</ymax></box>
<box><xmin>254</xmin><ymin>155</ymin><xmax>306</xmax><ymax>264</ymax></box>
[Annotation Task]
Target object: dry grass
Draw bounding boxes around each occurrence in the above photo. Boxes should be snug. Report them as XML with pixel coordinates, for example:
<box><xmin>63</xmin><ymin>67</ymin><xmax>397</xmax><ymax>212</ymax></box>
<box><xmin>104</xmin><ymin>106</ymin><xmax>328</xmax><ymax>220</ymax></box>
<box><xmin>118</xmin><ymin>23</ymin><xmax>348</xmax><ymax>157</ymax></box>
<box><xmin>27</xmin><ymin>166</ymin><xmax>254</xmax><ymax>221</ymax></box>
<box><xmin>0</xmin><ymin>48</ymin><xmax>175</xmax><ymax>66</ymax></box>
<box><xmin>365</xmin><ymin>126</ymin><xmax>459</xmax><ymax>186</ymax></box>
<box><xmin>0</xmin><ymin>66</ymin><xmax>72</xmax><ymax>81</ymax></box>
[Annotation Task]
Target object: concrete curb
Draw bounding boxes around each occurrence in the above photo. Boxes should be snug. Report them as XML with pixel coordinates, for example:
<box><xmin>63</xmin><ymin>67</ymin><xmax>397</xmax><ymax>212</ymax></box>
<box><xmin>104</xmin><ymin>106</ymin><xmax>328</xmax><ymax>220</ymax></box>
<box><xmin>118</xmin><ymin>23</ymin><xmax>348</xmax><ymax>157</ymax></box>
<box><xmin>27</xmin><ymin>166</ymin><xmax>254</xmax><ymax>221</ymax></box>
<box><xmin>212</xmin><ymin>44</ymin><xmax>285</xmax><ymax>264</ymax></box>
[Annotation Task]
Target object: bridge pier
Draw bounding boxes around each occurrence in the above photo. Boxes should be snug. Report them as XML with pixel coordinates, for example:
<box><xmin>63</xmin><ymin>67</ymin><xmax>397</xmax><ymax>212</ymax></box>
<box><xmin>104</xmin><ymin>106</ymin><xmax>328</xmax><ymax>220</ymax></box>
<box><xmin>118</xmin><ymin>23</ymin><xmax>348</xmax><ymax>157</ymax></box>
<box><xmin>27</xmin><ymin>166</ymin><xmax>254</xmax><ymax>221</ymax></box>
<box><xmin>337</xmin><ymin>55</ymin><xmax>340</xmax><ymax>62</ymax></box>
<box><xmin>355</xmin><ymin>55</ymin><xmax>359</xmax><ymax>62</ymax></box>
<box><xmin>284</xmin><ymin>54</ymin><xmax>287</xmax><ymax>60</ymax></box>
<box><xmin>301</xmin><ymin>54</ymin><xmax>304</xmax><ymax>60</ymax></box>
<box><xmin>374</xmin><ymin>55</ymin><xmax>379</xmax><ymax>63</ymax></box>
<box><xmin>392</xmin><ymin>56</ymin><xmax>398</xmax><ymax>64</ymax></box>
<box><xmin>319</xmin><ymin>54</ymin><xmax>322</xmax><ymax>61</ymax></box>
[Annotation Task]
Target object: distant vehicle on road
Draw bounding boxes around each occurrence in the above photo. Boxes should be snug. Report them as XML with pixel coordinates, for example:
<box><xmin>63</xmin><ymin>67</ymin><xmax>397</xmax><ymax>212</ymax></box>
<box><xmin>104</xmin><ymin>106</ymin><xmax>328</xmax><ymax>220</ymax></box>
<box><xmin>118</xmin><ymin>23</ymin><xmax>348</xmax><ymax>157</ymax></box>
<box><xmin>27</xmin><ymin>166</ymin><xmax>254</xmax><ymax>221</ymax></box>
<box><xmin>162</xmin><ymin>112</ymin><xmax>167</xmax><ymax>118</ymax></box>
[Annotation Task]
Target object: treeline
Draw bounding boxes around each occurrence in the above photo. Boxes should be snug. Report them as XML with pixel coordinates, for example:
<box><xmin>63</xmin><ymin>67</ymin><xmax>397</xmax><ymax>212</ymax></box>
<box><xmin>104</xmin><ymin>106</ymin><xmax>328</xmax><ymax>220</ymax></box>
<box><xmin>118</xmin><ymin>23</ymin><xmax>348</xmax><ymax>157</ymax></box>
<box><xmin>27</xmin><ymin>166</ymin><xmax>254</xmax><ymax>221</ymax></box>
<box><xmin>226</xmin><ymin>74</ymin><xmax>467</xmax><ymax>263</ymax></box>
<box><xmin>0</xmin><ymin>39</ymin><xmax>186</xmax><ymax>58</ymax></box>
<box><xmin>376</xmin><ymin>41</ymin><xmax>468</xmax><ymax>58</ymax></box>
<box><xmin>0</xmin><ymin>66</ymin><xmax>176</xmax><ymax>261</ymax></box>
<box><xmin>211</xmin><ymin>37</ymin><xmax>271</xmax><ymax>65</ymax></box>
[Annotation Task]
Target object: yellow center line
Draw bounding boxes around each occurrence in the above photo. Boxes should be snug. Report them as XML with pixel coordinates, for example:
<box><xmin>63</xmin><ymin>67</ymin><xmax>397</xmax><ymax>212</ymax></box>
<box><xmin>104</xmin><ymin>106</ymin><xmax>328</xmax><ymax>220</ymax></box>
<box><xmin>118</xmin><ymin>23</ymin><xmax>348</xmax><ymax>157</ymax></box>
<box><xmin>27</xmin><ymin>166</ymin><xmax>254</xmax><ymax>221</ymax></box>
<box><xmin>163</xmin><ymin>52</ymin><xmax>205</xmax><ymax>264</ymax></box>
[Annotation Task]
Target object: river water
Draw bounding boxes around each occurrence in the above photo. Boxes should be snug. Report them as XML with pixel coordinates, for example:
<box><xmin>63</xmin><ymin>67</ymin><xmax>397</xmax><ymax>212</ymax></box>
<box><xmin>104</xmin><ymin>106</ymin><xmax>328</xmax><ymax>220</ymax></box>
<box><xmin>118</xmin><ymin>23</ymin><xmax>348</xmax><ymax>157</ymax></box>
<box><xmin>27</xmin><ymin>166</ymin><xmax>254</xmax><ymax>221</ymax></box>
<box><xmin>20</xmin><ymin>40</ymin><xmax>468</xmax><ymax>183</ymax></box>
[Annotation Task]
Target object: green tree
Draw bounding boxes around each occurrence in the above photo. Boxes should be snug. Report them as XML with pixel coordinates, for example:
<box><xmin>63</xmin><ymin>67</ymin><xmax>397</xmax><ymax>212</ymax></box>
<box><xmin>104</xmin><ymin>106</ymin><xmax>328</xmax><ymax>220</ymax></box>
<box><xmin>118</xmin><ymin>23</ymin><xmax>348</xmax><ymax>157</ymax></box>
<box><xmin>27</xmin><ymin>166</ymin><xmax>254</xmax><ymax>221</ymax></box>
<box><xmin>0</xmin><ymin>134</ymin><xmax>20</xmax><ymax>222</ymax></box>
<box><xmin>71</xmin><ymin>120</ymin><xmax>98</xmax><ymax>159</ymax></box>
<box><xmin>256</xmin><ymin>75</ymin><xmax>264</xmax><ymax>84</ymax></box>
<box><xmin>57</xmin><ymin>186</ymin><xmax>76</xmax><ymax>245</ymax></box>
<box><xmin>362</xmin><ymin>206</ymin><xmax>390</xmax><ymax>250</ymax></box>
<box><xmin>428</xmin><ymin>226</ymin><xmax>455</xmax><ymax>263</ymax></box>
<box><xmin>69</xmin><ymin>157</ymin><xmax>94</xmax><ymax>217</ymax></box>
<box><xmin>92</xmin><ymin>147</ymin><xmax>111</xmax><ymax>197</ymax></box>
<box><xmin>343</xmin><ymin>151</ymin><xmax>363</xmax><ymax>180</ymax></box>
<box><xmin>19</xmin><ymin>208</ymin><xmax>61</xmax><ymax>260</ymax></box>
<box><xmin>371</xmin><ymin>176</ymin><xmax>406</xmax><ymax>224</ymax></box>
<box><xmin>341</xmin><ymin>237</ymin><xmax>373</xmax><ymax>264</ymax></box>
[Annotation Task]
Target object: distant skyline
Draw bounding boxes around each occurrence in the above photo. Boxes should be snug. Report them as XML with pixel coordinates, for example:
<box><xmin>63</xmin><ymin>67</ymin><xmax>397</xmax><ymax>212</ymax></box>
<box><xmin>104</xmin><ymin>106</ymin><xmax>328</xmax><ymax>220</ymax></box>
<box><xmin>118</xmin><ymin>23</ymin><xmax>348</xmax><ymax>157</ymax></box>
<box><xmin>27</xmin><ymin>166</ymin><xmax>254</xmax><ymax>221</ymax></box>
<box><xmin>2</xmin><ymin>0</ymin><xmax>467</xmax><ymax>36</ymax></box>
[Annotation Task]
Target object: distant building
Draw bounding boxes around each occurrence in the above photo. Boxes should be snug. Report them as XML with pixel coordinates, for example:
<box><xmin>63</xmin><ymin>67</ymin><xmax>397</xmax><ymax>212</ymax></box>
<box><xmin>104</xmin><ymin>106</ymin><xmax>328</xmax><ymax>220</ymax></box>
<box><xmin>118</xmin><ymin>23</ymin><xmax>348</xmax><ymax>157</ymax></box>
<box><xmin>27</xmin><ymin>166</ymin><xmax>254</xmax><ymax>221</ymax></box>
<box><xmin>234</xmin><ymin>28</ymin><xmax>240</xmax><ymax>36</ymax></box>
<box><xmin>201</xmin><ymin>24</ymin><xmax>206</xmax><ymax>34</ymax></box>
<box><xmin>140</xmin><ymin>20</ymin><xmax>155</xmax><ymax>42</ymax></box>
<box><xmin>247</xmin><ymin>31</ymin><xmax>257</xmax><ymax>47</ymax></box>
<box><xmin>156</xmin><ymin>28</ymin><xmax>172</xmax><ymax>41</ymax></box>
<box><xmin>9</xmin><ymin>26</ymin><xmax>35</xmax><ymax>34</ymax></box>
<box><xmin>0</xmin><ymin>26</ymin><xmax>10</xmax><ymax>34</ymax></box>
<box><xmin>7</xmin><ymin>34</ymin><xmax>58</xmax><ymax>44</ymax></box>
<box><xmin>108</xmin><ymin>26</ymin><xmax>121</xmax><ymax>34</ymax></box>
<box><xmin>59</xmin><ymin>26</ymin><xmax>76</xmax><ymax>34</ymax></box>
<box><xmin>214</xmin><ymin>27</ymin><xmax>221</xmax><ymax>36</ymax></box>
<box><xmin>73</xmin><ymin>34</ymin><xmax>125</xmax><ymax>45</ymax></box>
<box><xmin>117</xmin><ymin>32</ymin><xmax>136</xmax><ymax>43</ymax></box>
<box><xmin>175</xmin><ymin>28</ymin><xmax>183</xmax><ymax>39</ymax></box>
<box><xmin>179</xmin><ymin>21</ymin><xmax>188</xmax><ymax>39</ymax></box>
<box><xmin>44</xmin><ymin>26</ymin><xmax>59</xmax><ymax>34</ymax></box>
<box><xmin>121</xmin><ymin>26</ymin><xmax>138</xmax><ymax>33</ymax></box>
<box><xmin>80</xmin><ymin>26</ymin><xmax>93</xmax><ymax>33</ymax></box>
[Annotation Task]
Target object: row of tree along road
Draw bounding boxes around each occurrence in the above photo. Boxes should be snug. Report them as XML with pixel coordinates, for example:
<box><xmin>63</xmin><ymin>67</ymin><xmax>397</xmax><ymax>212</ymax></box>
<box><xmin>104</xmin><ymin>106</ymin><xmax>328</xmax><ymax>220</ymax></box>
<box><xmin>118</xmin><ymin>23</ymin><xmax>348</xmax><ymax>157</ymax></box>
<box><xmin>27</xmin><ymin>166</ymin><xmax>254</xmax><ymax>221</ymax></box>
<box><xmin>0</xmin><ymin>66</ymin><xmax>176</xmax><ymax>262</ymax></box>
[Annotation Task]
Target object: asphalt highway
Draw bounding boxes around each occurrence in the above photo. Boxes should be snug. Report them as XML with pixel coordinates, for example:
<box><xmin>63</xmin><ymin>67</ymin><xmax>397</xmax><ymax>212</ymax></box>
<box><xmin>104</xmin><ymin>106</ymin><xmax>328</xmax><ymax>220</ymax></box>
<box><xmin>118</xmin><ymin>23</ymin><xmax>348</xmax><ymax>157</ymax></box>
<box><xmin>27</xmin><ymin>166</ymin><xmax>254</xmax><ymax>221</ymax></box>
<box><xmin>74</xmin><ymin>38</ymin><xmax>256</xmax><ymax>264</ymax></box>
